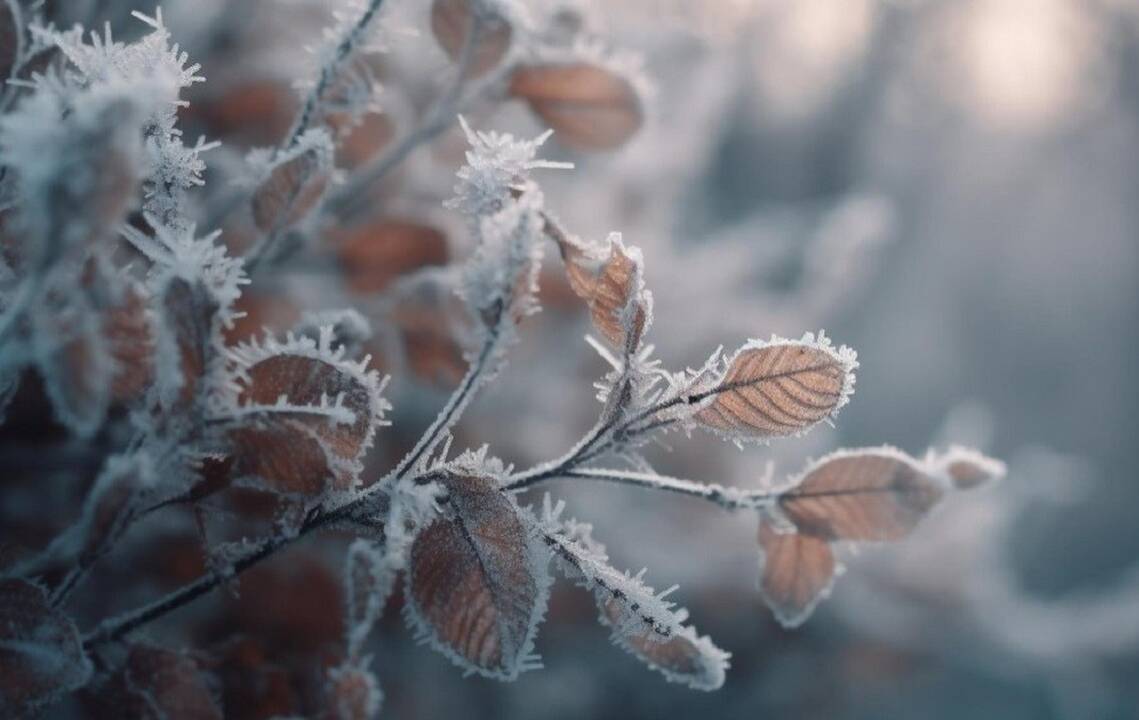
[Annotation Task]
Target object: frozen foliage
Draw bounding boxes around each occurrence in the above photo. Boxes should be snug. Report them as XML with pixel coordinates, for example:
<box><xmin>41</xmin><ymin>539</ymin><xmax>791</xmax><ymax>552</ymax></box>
<box><xmin>0</xmin><ymin>2</ymin><xmax>1014</xmax><ymax>717</ymax></box>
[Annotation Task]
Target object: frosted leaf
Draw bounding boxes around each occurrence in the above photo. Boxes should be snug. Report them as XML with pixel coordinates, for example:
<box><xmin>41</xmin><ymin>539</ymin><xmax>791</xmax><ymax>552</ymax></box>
<box><xmin>0</xmin><ymin>579</ymin><xmax>92</xmax><ymax>715</ymax></box>
<box><xmin>458</xmin><ymin>189</ymin><xmax>547</xmax><ymax>332</ymax></box>
<box><xmin>250</xmin><ymin>129</ymin><xmax>334</xmax><ymax>236</ymax></box>
<box><xmin>928</xmin><ymin>445</ymin><xmax>1007</xmax><ymax>490</ymax></box>
<box><xmin>104</xmin><ymin>281</ymin><xmax>155</xmax><ymax>403</ymax></box>
<box><xmin>223</xmin><ymin>330</ymin><xmax>390</xmax><ymax>495</ymax></box>
<box><xmin>431</xmin><ymin>0</ymin><xmax>513</xmax><ymax>76</ymax></box>
<box><xmin>691</xmin><ymin>332</ymin><xmax>857</xmax><ymax>443</ymax></box>
<box><xmin>334</xmin><ymin>219</ymin><xmax>449</xmax><ymax>296</ymax></box>
<box><xmin>322</xmin><ymin>661</ymin><xmax>382</xmax><ymax>720</ymax></box>
<box><xmin>90</xmin><ymin>643</ymin><xmax>221</xmax><ymax>720</ymax></box>
<box><xmin>126</xmin><ymin>219</ymin><xmax>247</xmax><ymax>325</ymax></box>
<box><xmin>756</xmin><ymin>520</ymin><xmax>839</xmax><ymax>629</ymax></box>
<box><xmin>154</xmin><ymin>275</ymin><xmax>217</xmax><ymax>413</ymax></box>
<box><xmin>445</xmin><ymin>116</ymin><xmax>571</xmax><ymax>220</ymax></box>
<box><xmin>553</xmin><ymin>229</ymin><xmax>651</xmax><ymax>351</ymax></box>
<box><xmin>0</xmin><ymin>0</ymin><xmax>20</xmax><ymax>81</ymax></box>
<box><xmin>779</xmin><ymin>447</ymin><xmax>944</xmax><ymax>542</ymax></box>
<box><xmin>406</xmin><ymin>472</ymin><xmax>551</xmax><ymax>680</ymax></box>
<box><xmin>344</xmin><ymin>539</ymin><xmax>395</xmax><ymax>659</ymax></box>
<box><xmin>598</xmin><ymin>599</ymin><xmax>728</xmax><ymax>691</ymax></box>
<box><xmin>536</xmin><ymin>498</ymin><xmax>728</xmax><ymax>689</ymax></box>
<box><xmin>31</xmin><ymin>289</ymin><xmax>114</xmax><ymax>437</ymax></box>
<box><xmin>509</xmin><ymin>62</ymin><xmax>644</xmax><ymax>150</ymax></box>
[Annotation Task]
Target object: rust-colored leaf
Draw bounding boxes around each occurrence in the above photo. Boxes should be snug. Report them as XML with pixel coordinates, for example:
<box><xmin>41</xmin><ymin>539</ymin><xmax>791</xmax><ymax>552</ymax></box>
<box><xmin>756</xmin><ymin>521</ymin><xmax>837</xmax><ymax>628</ymax></box>
<box><xmin>599</xmin><ymin>598</ymin><xmax>727</xmax><ymax>691</ymax></box>
<box><xmin>694</xmin><ymin>336</ymin><xmax>855</xmax><ymax>440</ymax></box>
<box><xmin>431</xmin><ymin>0</ymin><xmax>513</xmax><ymax>77</ymax></box>
<box><xmin>228</xmin><ymin>345</ymin><xmax>386</xmax><ymax>496</ymax></box>
<box><xmin>407</xmin><ymin>473</ymin><xmax>547</xmax><ymax>679</ymax></box>
<box><xmin>549</xmin><ymin>226</ymin><xmax>649</xmax><ymax>350</ymax></box>
<box><xmin>0</xmin><ymin>579</ymin><xmax>91</xmax><ymax>714</ymax></box>
<box><xmin>251</xmin><ymin>144</ymin><xmax>331</xmax><ymax>235</ymax></box>
<box><xmin>333</xmin><ymin>219</ymin><xmax>449</xmax><ymax>296</ymax></box>
<box><xmin>509</xmin><ymin>63</ymin><xmax>643</xmax><ymax>150</ymax></box>
<box><xmin>779</xmin><ymin>450</ymin><xmax>944</xmax><ymax>542</ymax></box>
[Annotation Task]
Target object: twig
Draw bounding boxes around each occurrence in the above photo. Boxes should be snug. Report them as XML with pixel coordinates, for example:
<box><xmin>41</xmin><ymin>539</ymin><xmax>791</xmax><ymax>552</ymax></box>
<box><xmin>326</xmin><ymin>14</ymin><xmax>508</xmax><ymax>219</ymax></box>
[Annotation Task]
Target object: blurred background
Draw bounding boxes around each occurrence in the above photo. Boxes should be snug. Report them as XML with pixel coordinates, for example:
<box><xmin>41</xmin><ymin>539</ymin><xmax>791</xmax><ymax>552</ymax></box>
<box><xmin>5</xmin><ymin>0</ymin><xmax>1139</xmax><ymax>717</ymax></box>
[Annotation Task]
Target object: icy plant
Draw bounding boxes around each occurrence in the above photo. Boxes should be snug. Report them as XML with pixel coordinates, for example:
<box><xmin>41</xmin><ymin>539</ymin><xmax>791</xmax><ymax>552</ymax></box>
<box><xmin>0</xmin><ymin>2</ymin><xmax>1004</xmax><ymax>717</ymax></box>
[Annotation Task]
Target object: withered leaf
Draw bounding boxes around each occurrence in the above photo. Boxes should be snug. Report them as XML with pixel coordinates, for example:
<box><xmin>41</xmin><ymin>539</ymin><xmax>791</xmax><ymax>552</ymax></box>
<box><xmin>779</xmin><ymin>450</ymin><xmax>944</xmax><ymax>542</ymax></box>
<box><xmin>104</xmin><ymin>282</ymin><xmax>154</xmax><ymax>403</ymax></box>
<box><xmin>407</xmin><ymin>473</ymin><xmax>548</xmax><ymax>680</ymax></box>
<box><xmin>229</xmin><ymin>348</ymin><xmax>385</xmax><ymax>496</ymax></box>
<box><xmin>756</xmin><ymin>521</ymin><xmax>837</xmax><ymax>628</ymax></box>
<box><xmin>509</xmin><ymin>63</ymin><xmax>643</xmax><ymax>150</ymax></box>
<box><xmin>156</xmin><ymin>276</ymin><xmax>217</xmax><ymax>412</ymax></box>
<box><xmin>252</xmin><ymin>145</ymin><xmax>331</xmax><ymax>235</ymax></box>
<box><xmin>551</xmin><ymin>228</ymin><xmax>649</xmax><ymax>350</ymax></box>
<box><xmin>0</xmin><ymin>579</ymin><xmax>92</xmax><ymax>714</ymax></box>
<box><xmin>598</xmin><ymin>597</ymin><xmax>727</xmax><ymax>691</ymax></box>
<box><xmin>431</xmin><ymin>0</ymin><xmax>512</xmax><ymax>77</ymax></box>
<box><xmin>695</xmin><ymin>337</ymin><xmax>855</xmax><ymax>440</ymax></box>
<box><xmin>334</xmin><ymin>219</ymin><xmax>449</xmax><ymax>296</ymax></box>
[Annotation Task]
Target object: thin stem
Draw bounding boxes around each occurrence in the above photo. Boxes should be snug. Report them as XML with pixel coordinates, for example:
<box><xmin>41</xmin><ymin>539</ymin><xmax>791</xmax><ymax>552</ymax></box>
<box><xmin>389</xmin><ymin>323</ymin><xmax>499</xmax><ymax>482</ymax></box>
<box><xmin>327</xmin><ymin>15</ymin><xmax>506</xmax><ymax>219</ymax></box>
<box><xmin>287</xmin><ymin>0</ymin><xmax>387</xmax><ymax>149</ymax></box>
<box><xmin>558</xmin><ymin>469</ymin><xmax>773</xmax><ymax>510</ymax></box>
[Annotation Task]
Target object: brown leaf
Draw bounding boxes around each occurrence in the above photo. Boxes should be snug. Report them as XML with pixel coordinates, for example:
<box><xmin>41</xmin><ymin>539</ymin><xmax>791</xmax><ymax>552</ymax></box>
<box><xmin>598</xmin><ymin>598</ymin><xmax>727</xmax><ymax>691</ymax></box>
<box><xmin>0</xmin><ymin>0</ymin><xmax>20</xmax><ymax>82</ymax></box>
<box><xmin>90</xmin><ymin>643</ymin><xmax>221</xmax><ymax>720</ymax></box>
<box><xmin>780</xmin><ymin>449</ymin><xmax>944</xmax><ymax>542</ymax></box>
<box><xmin>509</xmin><ymin>63</ymin><xmax>643</xmax><ymax>150</ymax></box>
<box><xmin>756</xmin><ymin>521</ymin><xmax>837</xmax><ymax>628</ymax></box>
<box><xmin>694</xmin><ymin>336</ymin><xmax>856</xmax><ymax>440</ymax></box>
<box><xmin>407</xmin><ymin>473</ymin><xmax>547</xmax><ymax>679</ymax></box>
<box><xmin>431</xmin><ymin>0</ymin><xmax>513</xmax><ymax>77</ymax></box>
<box><xmin>251</xmin><ymin>144</ymin><xmax>331</xmax><ymax>235</ymax></box>
<box><xmin>549</xmin><ymin>226</ymin><xmax>649</xmax><ymax>350</ymax></box>
<box><xmin>157</xmin><ymin>276</ymin><xmax>217</xmax><ymax>412</ymax></box>
<box><xmin>0</xmin><ymin>579</ymin><xmax>91</xmax><ymax>714</ymax></box>
<box><xmin>333</xmin><ymin>219</ymin><xmax>449</xmax><ymax>296</ymax></box>
<box><xmin>229</xmin><ymin>346</ymin><xmax>385</xmax><ymax>495</ymax></box>
<box><xmin>104</xmin><ymin>283</ymin><xmax>154</xmax><ymax>403</ymax></box>
<box><xmin>386</xmin><ymin>283</ymin><xmax>468</xmax><ymax>387</ymax></box>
